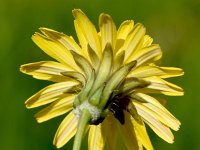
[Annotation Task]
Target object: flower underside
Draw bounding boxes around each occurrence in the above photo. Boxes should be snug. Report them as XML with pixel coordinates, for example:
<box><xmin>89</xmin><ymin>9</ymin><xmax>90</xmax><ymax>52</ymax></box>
<box><xmin>68</xmin><ymin>44</ymin><xmax>150</xmax><ymax>125</ymax></box>
<box><xmin>20</xmin><ymin>9</ymin><xmax>184</xmax><ymax>150</ymax></box>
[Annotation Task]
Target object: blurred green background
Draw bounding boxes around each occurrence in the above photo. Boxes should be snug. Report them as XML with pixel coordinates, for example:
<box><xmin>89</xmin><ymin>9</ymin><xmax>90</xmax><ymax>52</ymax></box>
<box><xmin>1</xmin><ymin>0</ymin><xmax>199</xmax><ymax>149</ymax></box>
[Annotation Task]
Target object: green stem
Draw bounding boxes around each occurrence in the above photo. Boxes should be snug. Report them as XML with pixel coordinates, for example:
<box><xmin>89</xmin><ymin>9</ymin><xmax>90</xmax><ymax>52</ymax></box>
<box><xmin>73</xmin><ymin>109</ymin><xmax>91</xmax><ymax>150</ymax></box>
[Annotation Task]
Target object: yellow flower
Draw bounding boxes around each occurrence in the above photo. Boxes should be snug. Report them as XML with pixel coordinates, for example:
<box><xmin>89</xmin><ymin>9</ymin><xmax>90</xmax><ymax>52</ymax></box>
<box><xmin>20</xmin><ymin>9</ymin><xmax>184</xmax><ymax>150</ymax></box>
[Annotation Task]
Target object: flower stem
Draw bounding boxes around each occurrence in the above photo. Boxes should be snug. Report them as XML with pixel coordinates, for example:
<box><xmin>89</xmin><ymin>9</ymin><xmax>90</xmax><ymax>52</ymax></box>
<box><xmin>73</xmin><ymin>109</ymin><xmax>91</xmax><ymax>150</ymax></box>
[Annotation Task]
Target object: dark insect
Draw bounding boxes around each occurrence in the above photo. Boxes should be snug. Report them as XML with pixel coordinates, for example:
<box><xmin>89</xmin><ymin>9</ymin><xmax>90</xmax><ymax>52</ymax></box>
<box><xmin>90</xmin><ymin>95</ymin><xmax>130</xmax><ymax>125</ymax></box>
<box><xmin>110</xmin><ymin>96</ymin><xmax>130</xmax><ymax>124</ymax></box>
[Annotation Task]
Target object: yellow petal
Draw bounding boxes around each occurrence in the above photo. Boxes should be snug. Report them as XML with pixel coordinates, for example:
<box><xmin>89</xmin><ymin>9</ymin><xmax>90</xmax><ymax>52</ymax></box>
<box><xmin>88</xmin><ymin>125</ymin><xmax>104</xmax><ymax>150</ymax></box>
<box><xmin>25</xmin><ymin>81</ymin><xmax>79</xmax><ymax>108</ymax></box>
<box><xmin>34</xmin><ymin>94</ymin><xmax>75</xmax><ymax>123</ymax></box>
<box><xmin>74</xmin><ymin>21</ymin><xmax>99</xmax><ymax>68</ymax></box>
<box><xmin>117</xmin><ymin>23</ymin><xmax>146</xmax><ymax>62</ymax></box>
<box><xmin>130</xmin><ymin>117</ymin><xmax>154</xmax><ymax>150</ymax></box>
<box><xmin>115</xmin><ymin>20</ymin><xmax>134</xmax><ymax>52</ymax></box>
<box><xmin>119</xmin><ymin>111</ymin><xmax>140</xmax><ymax>150</ymax></box>
<box><xmin>72</xmin><ymin>9</ymin><xmax>101</xmax><ymax>57</ymax></box>
<box><xmin>157</xmin><ymin>66</ymin><xmax>184</xmax><ymax>78</ymax></box>
<box><xmin>20</xmin><ymin>61</ymin><xmax>71</xmax><ymax>82</ymax></box>
<box><xmin>128</xmin><ymin>65</ymin><xmax>184</xmax><ymax>79</ymax></box>
<box><xmin>101</xmin><ymin>114</ymin><xmax>118</xmax><ymax>150</ymax></box>
<box><xmin>53</xmin><ymin>112</ymin><xmax>77</xmax><ymax>148</ymax></box>
<box><xmin>39</xmin><ymin>27</ymin><xmax>89</xmax><ymax>58</ymax></box>
<box><xmin>144</xmin><ymin>76</ymin><xmax>184</xmax><ymax>96</ymax></box>
<box><xmin>32</xmin><ymin>32</ymin><xmax>80</xmax><ymax>71</ymax></box>
<box><xmin>117</xmin><ymin>20</ymin><xmax>134</xmax><ymax>41</ymax></box>
<box><xmin>126</xmin><ymin>44</ymin><xmax>162</xmax><ymax>66</ymax></box>
<box><xmin>74</xmin><ymin>20</ymin><xmax>90</xmax><ymax>59</ymax></box>
<box><xmin>132</xmin><ymin>93</ymin><xmax>180</xmax><ymax>131</ymax></box>
<box><xmin>142</xmin><ymin>35</ymin><xmax>153</xmax><ymax>48</ymax></box>
<box><xmin>133</xmin><ymin>102</ymin><xmax>174</xmax><ymax>143</ymax></box>
<box><xmin>133</xmin><ymin>93</ymin><xmax>169</xmax><ymax>111</ymax></box>
<box><xmin>143</xmin><ymin>102</ymin><xmax>180</xmax><ymax>131</ymax></box>
<box><xmin>99</xmin><ymin>13</ymin><xmax>117</xmax><ymax>51</ymax></box>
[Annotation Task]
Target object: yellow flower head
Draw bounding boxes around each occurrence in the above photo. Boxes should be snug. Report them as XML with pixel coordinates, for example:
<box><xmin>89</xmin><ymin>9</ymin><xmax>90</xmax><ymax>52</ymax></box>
<box><xmin>20</xmin><ymin>9</ymin><xmax>184</xmax><ymax>150</ymax></box>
